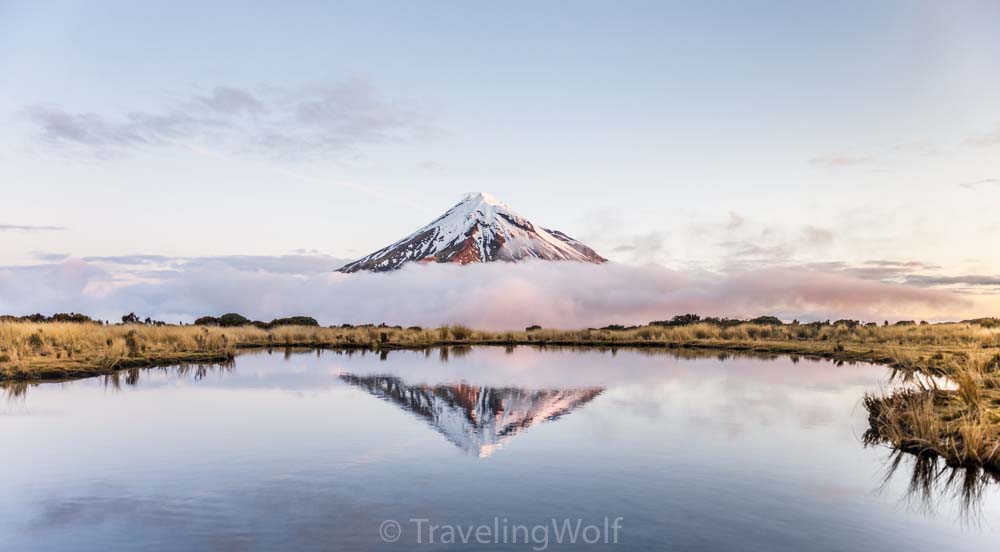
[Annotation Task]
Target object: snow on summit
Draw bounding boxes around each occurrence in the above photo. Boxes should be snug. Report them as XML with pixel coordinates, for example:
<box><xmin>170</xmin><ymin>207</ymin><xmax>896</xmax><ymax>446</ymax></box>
<box><xmin>337</xmin><ymin>192</ymin><xmax>607</xmax><ymax>272</ymax></box>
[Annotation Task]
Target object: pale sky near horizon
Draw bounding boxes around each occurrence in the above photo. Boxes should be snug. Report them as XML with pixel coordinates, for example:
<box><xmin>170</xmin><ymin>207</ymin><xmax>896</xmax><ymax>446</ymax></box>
<box><xmin>2</xmin><ymin>1</ymin><xmax>1000</xmax><ymax>319</ymax></box>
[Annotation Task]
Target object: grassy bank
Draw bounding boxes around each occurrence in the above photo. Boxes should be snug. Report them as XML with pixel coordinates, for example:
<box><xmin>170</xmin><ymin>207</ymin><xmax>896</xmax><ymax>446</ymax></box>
<box><xmin>2</xmin><ymin>320</ymin><xmax>997</xmax><ymax>380</ymax></box>
<box><xmin>2</xmin><ymin>319</ymin><xmax>999</xmax><ymax>471</ymax></box>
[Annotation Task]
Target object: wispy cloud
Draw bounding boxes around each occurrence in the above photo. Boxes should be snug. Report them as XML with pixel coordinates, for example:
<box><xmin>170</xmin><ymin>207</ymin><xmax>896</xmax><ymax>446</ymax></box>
<box><xmin>785</xmin><ymin>259</ymin><xmax>1000</xmax><ymax>295</ymax></box>
<box><xmin>593</xmin><ymin>208</ymin><xmax>845</xmax><ymax>271</ymax></box>
<box><xmin>21</xmin><ymin>79</ymin><xmax>437</xmax><ymax>161</ymax></box>
<box><xmin>193</xmin><ymin>86</ymin><xmax>266</xmax><ymax>115</ymax></box>
<box><xmin>958</xmin><ymin>178</ymin><xmax>1000</xmax><ymax>189</ymax></box>
<box><xmin>417</xmin><ymin>160</ymin><xmax>445</xmax><ymax>172</ymax></box>
<box><xmin>80</xmin><ymin>253</ymin><xmax>350</xmax><ymax>276</ymax></box>
<box><xmin>903</xmin><ymin>274</ymin><xmax>1000</xmax><ymax>288</ymax></box>
<box><xmin>808</xmin><ymin>154</ymin><xmax>875</xmax><ymax>168</ymax></box>
<box><xmin>81</xmin><ymin>255</ymin><xmax>175</xmax><ymax>265</ymax></box>
<box><xmin>31</xmin><ymin>251</ymin><xmax>70</xmax><ymax>262</ymax></box>
<box><xmin>23</xmin><ymin>106</ymin><xmax>206</xmax><ymax>152</ymax></box>
<box><xmin>966</xmin><ymin>125</ymin><xmax>1000</xmax><ymax>148</ymax></box>
<box><xmin>889</xmin><ymin>141</ymin><xmax>940</xmax><ymax>157</ymax></box>
<box><xmin>0</xmin><ymin>224</ymin><xmax>67</xmax><ymax>232</ymax></box>
<box><xmin>717</xmin><ymin>241</ymin><xmax>794</xmax><ymax>267</ymax></box>
<box><xmin>715</xmin><ymin>223</ymin><xmax>837</xmax><ymax>270</ymax></box>
<box><xmin>725</xmin><ymin>212</ymin><xmax>746</xmax><ymax>231</ymax></box>
<box><xmin>809</xmin><ymin>139</ymin><xmax>942</xmax><ymax>170</ymax></box>
<box><xmin>609</xmin><ymin>232</ymin><xmax>668</xmax><ymax>262</ymax></box>
<box><xmin>801</xmin><ymin>226</ymin><xmax>835</xmax><ymax>248</ymax></box>
<box><xmin>831</xmin><ymin>259</ymin><xmax>940</xmax><ymax>281</ymax></box>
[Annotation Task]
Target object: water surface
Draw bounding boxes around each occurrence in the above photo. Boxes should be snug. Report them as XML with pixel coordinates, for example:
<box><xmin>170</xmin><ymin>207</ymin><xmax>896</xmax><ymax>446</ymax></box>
<box><xmin>2</xmin><ymin>347</ymin><xmax>998</xmax><ymax>551</ymax></box>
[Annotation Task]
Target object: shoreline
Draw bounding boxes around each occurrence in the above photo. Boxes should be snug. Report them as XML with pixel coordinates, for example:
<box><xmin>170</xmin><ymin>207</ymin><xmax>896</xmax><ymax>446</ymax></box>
<box><xmin>2</xmin><ymin>321</ymin><xmax>997</xmax><ymax>472</ymax></box>
<box><xmin>0</xmin><ymin>336</ymin><xmax>975</xmax><ymax>383</ymax></box>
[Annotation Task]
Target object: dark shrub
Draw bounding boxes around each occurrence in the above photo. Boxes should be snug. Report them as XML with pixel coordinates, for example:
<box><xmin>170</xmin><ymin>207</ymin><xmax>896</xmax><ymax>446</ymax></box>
<box><xmin>1</xmin><ymin>313</ymin><xmax>95</xmax><ymax>323</ymax></box>
<box><xmin>701</xmin><ymin>317</ymin><xmax>743</xmax><ymax>327</ymax></box>
<box><xmin>747</xmin><ymin>316</ymin><xmax>784</xmax><ymax>326</ymax></box>
<box><xmin>964</xmin><ymin>318</ymin><xmax>1000</xmax><ymax>328</ymax></box>
<box><xmin>194</xmin><ymin>316</ymin><xmax>220</xmax><ymax>326</ymax></box>
<box><xmin>650</xmin><ymin>314</ymin><xmax>701</xmax><ymax>327</ymax></box>
<box><xmin>269</xmin><ymin>316</ymin><xmax>319</xmax><ymax>327</ymax></box>
<box><xmin>525</xmin><ymin>325</ymin><xmax>542</xmax><ymax>332</ymax></box>
<box><xmin>49</xmin><ymin>313</ymin><xmax>93</xmax><ymax>323</ymax></box>
<box><xmin>218</xmin><ymin>313</ymin><xmax>251</xmax><ymax>327</ymax></box>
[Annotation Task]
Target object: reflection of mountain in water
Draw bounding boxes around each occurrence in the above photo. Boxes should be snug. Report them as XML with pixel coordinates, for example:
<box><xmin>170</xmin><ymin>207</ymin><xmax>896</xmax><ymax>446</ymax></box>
<box><xmin>339</xmin><ymin>374</ymin><xmax>603</xmax><ymax>457</ymax></box>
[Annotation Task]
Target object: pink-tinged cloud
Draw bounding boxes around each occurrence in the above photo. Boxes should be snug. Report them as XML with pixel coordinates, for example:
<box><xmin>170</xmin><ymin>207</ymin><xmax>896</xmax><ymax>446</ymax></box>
<box><xmin>0</xmin><ymin>259</ymin><xmax>976</xmax><ymax>329</ymax></box>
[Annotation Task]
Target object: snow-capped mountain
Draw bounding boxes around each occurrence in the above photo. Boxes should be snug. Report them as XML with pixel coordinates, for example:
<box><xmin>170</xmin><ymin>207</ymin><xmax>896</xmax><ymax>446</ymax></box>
<box><xmin>339</xmin><ymin>373</ymin><xmax>603</xmax><ymax>457</ymax></box>
<box><xmin>337</xmin><ymin>192</ymin><xmax>606</xmax><ymax>272</ymax></box>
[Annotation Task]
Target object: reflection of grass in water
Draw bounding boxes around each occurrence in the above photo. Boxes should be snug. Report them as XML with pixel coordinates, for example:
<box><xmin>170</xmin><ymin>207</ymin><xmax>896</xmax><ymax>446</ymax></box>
<box><xmin>101</xmin><ymin>361</ymin><xmax>236</xmax><ymax>391</ymax></box>
<box><xmin>449</xmin><ymin>345</ymin><xmax>472</xmax><ymax>358</ymax></box>
<box><xmin>3</xmin><ymin>380</ymin><xmax>28</xmax><ymax>401</ymax></box>
<box><xmin>2</xmin><ymin>360</ymin><xmax>236</xmax><ymax>400</ymax></box>
<box><xmin>871</xmin><ymin>445</ymin><xmax>1000</xmax><ymax>525</ymax></box>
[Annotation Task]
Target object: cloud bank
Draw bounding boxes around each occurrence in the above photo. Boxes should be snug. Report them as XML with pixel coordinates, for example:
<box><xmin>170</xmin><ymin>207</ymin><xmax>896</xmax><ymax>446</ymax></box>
<box><xmin>0</xmin><ymin>258</ymin><xmax>974</xmax><ymax>329</ymax></box>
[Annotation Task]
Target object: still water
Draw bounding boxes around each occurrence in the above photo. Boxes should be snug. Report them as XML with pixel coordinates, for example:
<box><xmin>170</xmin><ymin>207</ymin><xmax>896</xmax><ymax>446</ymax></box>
<box><xmin>1</xmin><ymin>347</ymin><xmax>998</xmax><ymax>551</ymax></box>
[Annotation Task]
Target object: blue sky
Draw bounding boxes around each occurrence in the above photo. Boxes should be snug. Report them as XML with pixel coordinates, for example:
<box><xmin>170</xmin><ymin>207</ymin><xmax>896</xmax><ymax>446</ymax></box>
<box><xmin>2</xmin><ymin>1</ymin><xmax>999</xmax><ymax>320</ymax></box>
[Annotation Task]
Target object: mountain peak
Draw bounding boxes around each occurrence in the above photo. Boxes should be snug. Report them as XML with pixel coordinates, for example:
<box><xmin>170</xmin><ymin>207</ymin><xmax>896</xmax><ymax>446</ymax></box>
<box><xmin>337</xmin><ymin>193</ymin><xmax>606</xmax><ymax>272</ymax></box>
<box><xmin>461</xmin><ymin>191</ymin><xmax>505</xmax><ymax>207</ymax></box>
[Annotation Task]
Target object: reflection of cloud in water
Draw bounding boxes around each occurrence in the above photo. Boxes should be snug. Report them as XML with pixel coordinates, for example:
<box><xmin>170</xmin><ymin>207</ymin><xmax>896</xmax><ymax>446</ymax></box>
<box><xmin>339</xmin><ymin>373</ymin><xmax>603</xmax><ymax>457</ymax></box>
<box><xmin>607</xmin><ymin>380</ymin><xmax>843</xmax><ymax>438</ymax></box>
<box><xmin>4</xmin><ymin>348</ymin><xmax>884</xmax><ymax>444</ymax></box>
<box><xmin>597</xmin><ymin>356</ymin><xmax>883</xmax><ymax>439</ymax></box>
<box><xmin>28</xmin><ymin>479</ymin><xmax>393</xmax><ymax>552</ymax></box>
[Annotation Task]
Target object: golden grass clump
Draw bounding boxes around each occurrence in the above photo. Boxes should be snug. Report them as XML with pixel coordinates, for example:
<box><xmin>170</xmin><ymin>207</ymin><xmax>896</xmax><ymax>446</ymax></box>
<box><xmin>865</xmin><ymin>353</ymin><xmax>1000</xmax><ymax>472</ymax></box>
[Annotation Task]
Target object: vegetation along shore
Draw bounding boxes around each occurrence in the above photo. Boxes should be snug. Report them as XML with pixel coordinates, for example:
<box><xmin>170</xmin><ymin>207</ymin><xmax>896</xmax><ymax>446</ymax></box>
<box><xmin>2</xmin><ymin>312</ymin><xmax>999</xmax><ymax>472</ymax></box>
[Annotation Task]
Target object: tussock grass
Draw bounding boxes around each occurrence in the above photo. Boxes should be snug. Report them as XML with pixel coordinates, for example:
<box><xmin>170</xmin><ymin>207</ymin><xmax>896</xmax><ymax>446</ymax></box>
<box><xmin>0</xmin><ymin>323</ymin><xmax>238</xmax><ymax>380</ymax></box>
<box><xmin>864</xmin><ymin>353</ymin><xmax>1000</xmax><ymax>473</ymax></box>
<box><xmin>1</xmin><ymin>320</ymin><xmax>998</xmax><ymax>382</ymax></box>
